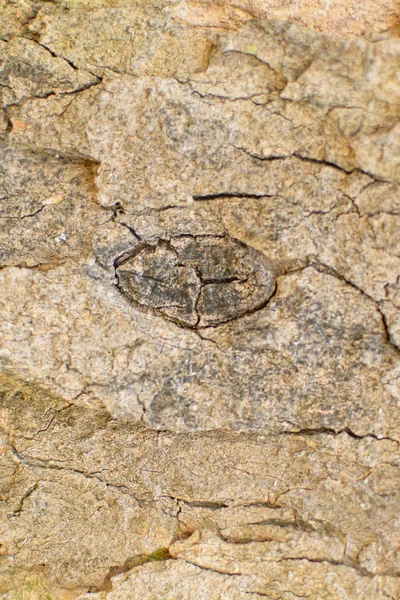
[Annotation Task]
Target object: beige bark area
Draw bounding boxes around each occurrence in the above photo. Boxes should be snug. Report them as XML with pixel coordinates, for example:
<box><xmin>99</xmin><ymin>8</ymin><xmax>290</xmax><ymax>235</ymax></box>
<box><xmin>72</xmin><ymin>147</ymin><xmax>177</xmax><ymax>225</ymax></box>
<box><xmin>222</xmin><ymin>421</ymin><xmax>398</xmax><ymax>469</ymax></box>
<box><xmin>2</xmin><ymin>0</ymin><xmax>400</xmax><ymax>40</ymax></box>
<box><xmin>3</xmin><ymin>19</ymin><xmax>400</xmax><ymax>436</ymax></box>
<box><xmin>168</xmin><ymin>0</ymin><xmax>400</xmax><ymax>38</ymax></box>
<box><xmin>1</xmin><ymin>1</ymin><xmax>400</xmax><ymax>599</ymax></box>
<box><xmin>1</xmin><ymin>378</ymin><xmax>399</xmax><ymax>598</ymax></box>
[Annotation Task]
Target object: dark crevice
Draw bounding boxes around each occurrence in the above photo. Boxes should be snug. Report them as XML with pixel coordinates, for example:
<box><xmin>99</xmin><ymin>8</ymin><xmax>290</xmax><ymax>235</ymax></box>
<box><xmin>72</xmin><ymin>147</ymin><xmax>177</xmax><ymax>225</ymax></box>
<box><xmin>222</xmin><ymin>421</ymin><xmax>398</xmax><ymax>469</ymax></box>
<box><xmin>216</xmin><ymin>516</ymin><xmax>317</xmax><ymax>544</ymax></box>
<box><xmin>20</xmin><ymin>205</ymin><xmax>46</xmax><ymax>220</ymax></box>
<box><xmin>376</xmin><ymin>303</ymin><xmax>400</xmax><ymax>356</ymax></box>
<box><xmin>298</xmin><ymin>154</ymin><xmax>387</xmax><ymax>183</ymax></box>
<box><xmin>189</xmin><ymin>88</ymin><xmax>273</xmax><ymax>105</ymax></box>
<box><xmin>34</xmin><ymin>39</ymin><xmax>79</xmax><ymax>71</ymax></box>
<box><xmin>159</xmin><ymin>495</ymin><xmax>283</xmax><ymax>511</ymax></box>
<box><xmin>138</xmin><ymin>204</ymin><xmax>186</xmax><ymax>214</ymax></box>
<box><xmin>231</xmin><ymin>143</ymin><xmax>388</xmax><ymax>183</ymax></box>
<box><xmin>180</xmin><ymin>499</ymin><xmax>229</xmax><ymax>510</ymax></box>
<box><xmin>91</xmin><ymin>548</ymin><xmax>173</xmax><ymax>593</ymax></box>
<box><xmin>178</xmin><ymin>554</ymin><xmax>381</xmax><ymax>580</ymax></box>
<box><xmin>218</xmin><ymin>517</ymin><xmax>317</xmax><ymax>535</ymax></box>
<box><xmin>0</xmin><ymin>82</ymin><xmax>13</xmax><ymax>91</ymax></box>
<box><xmin>4</xmin><ymin>77</ymin><xmax>103</xmax><ymax>134</ymax></box>
<box><xmin>306</xmin><ymin>259</ymin><xmax>375</xmax><ymax>301</ymax></box>
<box><xmin>231</xmin><ymin>144</ymin><xmax>288</xmax><ymax>162</ymax></box>
<box><xmin>244</xmin><ymin>592</ymin><xmax>289</xmax><ymax>599</ymax></box>
<box><xmin>116</xmin><ymin>222</ymin><xmax>144</xmax><ymax>242</ymax></box>
<box><xmin>19</xmin><ymin>34</ymin><xmax>100</xmax><ymax>80</ymax></box>
<box><xmin>223</xmin><ymin>48</ymin><xmax>280</xmax><ymax>74</ymax></box>
<box><xmin>193</xmin><ymin>192</ymin><xmax>275</xmax><ymax>201</ymax></box>
<box><xmin>292</xmin><ymin>153</ymin><xmax>354</xmax><ymax>174</ymax></box>
<box><xmin>291</xmin><ymin>155</ymin><xmax>387</xmax><ymax>183</ymax></box>
<box><xmin>278</xmin><ymin>427</ymin><xmax>398</xmax><ymax>444</ymax></box>
<box><xmin>177</xmin><ymin>558</ymin><xmax>244</xmax><ymax>578</ymax></box>
<box><xmin>113</xmin><ymin>243</ymin><xmax>147</xmax><ymax>269</ymax></box>
<box><xmin>199</xmin><ymin>276</ymin><xmax>241</xmax><ymax>285</ymax></box>
<box><xmin>12</xmin><ymin>482</ymin><xmax>39</xmax><ymax>517</ymax></box>
<box><xmin>283</xmin><ymin>557</ymin><xmax>374</xmax><ymax>578</ymax></box>
<box><xmin>10</xmin><ymin>445</ymin><xmax>134</xmax><ymax>495</ymax></box>
<box><xmin>0</xmin><ymin>205</ymin><xmax>47</xmax><ymax>221</ymax></box>
<box><xmin>234</xmin><ymin>501</ymin><xmax>282</xmax><ymax>509</ymax></box>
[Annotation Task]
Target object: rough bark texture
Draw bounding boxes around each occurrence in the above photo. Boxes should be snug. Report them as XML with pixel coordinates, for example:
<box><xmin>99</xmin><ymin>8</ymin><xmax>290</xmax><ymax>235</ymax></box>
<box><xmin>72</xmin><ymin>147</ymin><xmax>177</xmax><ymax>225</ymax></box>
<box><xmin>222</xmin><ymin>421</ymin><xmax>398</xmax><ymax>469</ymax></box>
<box><xmin>1</xmin><ymin>1</ymin><xmax>400</xmax><ymax>599</ymax></box>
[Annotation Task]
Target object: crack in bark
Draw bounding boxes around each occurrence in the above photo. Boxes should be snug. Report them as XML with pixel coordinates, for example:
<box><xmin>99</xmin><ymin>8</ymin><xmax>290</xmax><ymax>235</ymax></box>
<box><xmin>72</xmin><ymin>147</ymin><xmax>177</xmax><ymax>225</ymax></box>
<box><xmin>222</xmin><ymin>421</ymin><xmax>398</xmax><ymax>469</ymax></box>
<box><xmin>222</xmin><ymin>48</ymin><xmax>282</xmax><ymax>76</ymax></box>
<box><xmin>376</xmin><ymin>303</ymin><xmax>400</xmax><ymax>356</ymax></box>
<box><xmin>177</xmin><ymin>557</ymin><xmax>245</xmax><ymax>578</ymax></box>
<box><xmin>0</xmin><ymin>205</ymin><xmax>47</xmax><ymax>221</ymax></box>
<box><xmin>18</xmin><ymin>35</ymin><xmax>78</xmax><ymax>70</ymax></box>
<box><xmin>283</xmin><ymin>556</ymin><xmax>400</xmax><ymax>579</ymax></box>
<box><xmin>159</xmin><ymin>495</ymin><xmax>229</xmax><ymax>510</ymax></box>
<box><xmin>20</xmin><ymin>34</ymin><xmax>102</xmax><ymax>83</ymax></box>
<box><xmin>193</xmin><ymin>192</ymin><xmax>275</xmax><ymax>201</ymax></box>
<box><xmin>12</xmin><ymin>482</ymin><xmax>39</xmax><ymax>517</ymax></box>
<box><xmin>9</xmin><ymin>445</ymin><xmax>134</xmax><ymax>496</ymax></box>
<box><xmin>231</xmin><ymin>144</ymin><xmax>288</xmax><ymax>162</ymax></box>
<box><xmin>278</xmin><ymin>426</ymin><xmax>399</xmax><ymax>445</ymax></box>
<box><xmin>244</xmin><ymin>592</ymin><xmax>307</xmax><ymax>599</ymax></box>
<box><xmin>4</xmin><ymin>75</ymin><xmax>103</xmax><ymax>135</ymax></box>
<box><xmin>91</xmin><ymin>547</ymin><xmax>173</xmax><ymax>593</ymax></box>
<box><xmin>230</xmin><ymin>144</ymin><xmax>388</xmax><ymax>183</ymax></box>
<box><xmin>159</xmin><ymin>495</ymin><xmax>285</xmax><ymax>512</ymax></box>
<box><xmin>189</xmin><ymin>88</ymin><xmax>274</xmax><ymax>105</ymax></box>
<box><xmin>176</xmin><ymin>553</ymin><xmax>389</xmax><ymax>581</ymax></box>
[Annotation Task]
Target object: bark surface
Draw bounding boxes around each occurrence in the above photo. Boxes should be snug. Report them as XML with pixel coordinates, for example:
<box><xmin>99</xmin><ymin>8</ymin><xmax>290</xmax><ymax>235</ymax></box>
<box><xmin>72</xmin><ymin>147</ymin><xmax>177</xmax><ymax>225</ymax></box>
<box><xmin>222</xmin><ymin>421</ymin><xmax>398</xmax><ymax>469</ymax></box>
<box><xmin>1</xmin><ymin>2</ymin><xmax>400</xmax><ymax>599</ymax></box>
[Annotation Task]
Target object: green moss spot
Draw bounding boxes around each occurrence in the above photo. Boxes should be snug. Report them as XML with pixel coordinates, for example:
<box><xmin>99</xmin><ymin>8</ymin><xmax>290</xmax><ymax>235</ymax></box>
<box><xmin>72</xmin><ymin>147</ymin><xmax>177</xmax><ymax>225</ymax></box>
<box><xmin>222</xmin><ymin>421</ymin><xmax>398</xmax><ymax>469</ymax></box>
<box><xmin>145</xmin><ymin>547</ymin><xmax>172</xmax><ymax>562</ymax></box>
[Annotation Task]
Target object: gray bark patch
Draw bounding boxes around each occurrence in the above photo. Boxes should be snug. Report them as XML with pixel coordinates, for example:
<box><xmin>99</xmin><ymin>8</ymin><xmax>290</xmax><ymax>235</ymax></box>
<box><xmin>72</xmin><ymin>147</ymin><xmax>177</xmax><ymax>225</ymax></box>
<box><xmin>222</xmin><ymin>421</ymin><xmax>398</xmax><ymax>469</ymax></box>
<box><xmin>116</xmin><ymin>236</ymin><xmax>276</xmax><ymax>328</ymax></box>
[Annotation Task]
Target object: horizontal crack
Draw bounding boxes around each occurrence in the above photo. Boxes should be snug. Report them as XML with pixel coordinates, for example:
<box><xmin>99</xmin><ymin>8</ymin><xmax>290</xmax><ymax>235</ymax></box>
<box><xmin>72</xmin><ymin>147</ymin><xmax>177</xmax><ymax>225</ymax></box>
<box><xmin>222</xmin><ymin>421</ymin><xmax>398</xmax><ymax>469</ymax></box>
<box><xmin>4</xmin><ymin>77</ymin><xmax>103</xmax><ymax>133</ymax></box>
<box><xmin>193</xmin><ymin>192</ymin><xmax>274</xmax><ymax>201</ymax></box>
<box><xmin>278</xmin><ymin>427</ymin><xmax>399</xmax><ymax>444</ymax></box>
<box><xmin>177</xmin><ymin>554</ymin><xmax>383</xmax><ymax>581</ymax></box>
<box><xmin>9</xmin><ymin>446</ymin><xmax>133</xmax><ymax>495</ymax></box>
<box><xmin>231</xmin><ymin>144</ymin><xmax>388</xmax><ymax>183</ymax></box>
<box><xmin>160</xmin><ymin>496</ymin><xmax>229</xmax><ymax>509</ymax></box>
<box><xmin>158</xmin><ymin>495</ymin><xmax>283</xmax><ymax>511</ymax></box>
<box><xmin>177</xmin><ymin>557</ymin><xmax>244</xmax><ymax>578</ymax></box>
<box><xmin>0</xmin><ymin>205</ymin><xmax>47</xmax><ymax>221</ymax></box>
